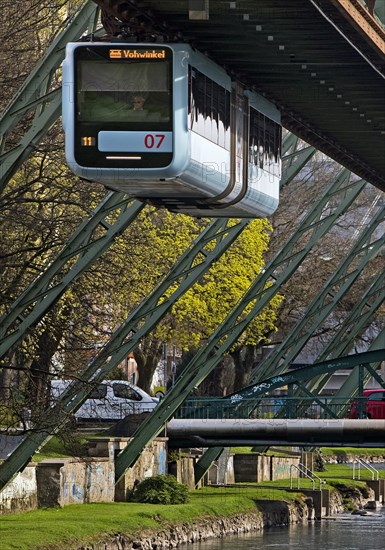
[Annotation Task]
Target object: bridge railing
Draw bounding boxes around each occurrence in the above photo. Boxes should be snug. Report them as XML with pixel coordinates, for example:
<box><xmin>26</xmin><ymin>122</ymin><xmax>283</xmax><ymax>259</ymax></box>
<box><xmin>174</xmin><ymin>396</ymin><xmax>359</xmax><ymax>420</ymax></box>
<box><xmin>353</xmin><ymin>457</ymin><xmax>379</xmax><ymax>480</ymax></box>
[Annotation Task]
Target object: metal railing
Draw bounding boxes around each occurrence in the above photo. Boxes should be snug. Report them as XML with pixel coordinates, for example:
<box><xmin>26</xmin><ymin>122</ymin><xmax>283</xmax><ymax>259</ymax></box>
<box><xmin>290</xmin><ymin>463</ymin><xmax>325</xmax><ymax>490</ymax></box>
<box><xmin>175</xmin><ymin>396</ymin><xmax>357</xmax><ymax>420</ymax></box>
<box><xmin>353</xmin><ymin>457</ymin><xmax>379</xmax><ymax>480</ymax></box>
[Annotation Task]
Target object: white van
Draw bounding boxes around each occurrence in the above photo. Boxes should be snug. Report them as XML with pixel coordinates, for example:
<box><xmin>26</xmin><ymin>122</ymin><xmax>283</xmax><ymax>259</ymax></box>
<box><xmin>50</xmin><ymin>379</ymin><xmax>159</xmax><ymax>422</ymax></box>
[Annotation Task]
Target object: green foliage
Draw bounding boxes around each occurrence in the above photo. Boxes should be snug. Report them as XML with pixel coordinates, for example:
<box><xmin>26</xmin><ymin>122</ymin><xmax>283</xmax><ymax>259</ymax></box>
<box><xmin>130</xmin><ymin>475</ymin><xmax>190</xmax><ymax>505</ymax></box>
<box><xmin>160</xmin><ymin>218</ymin><xmax>282</xmax><ymax>351</ymax></box>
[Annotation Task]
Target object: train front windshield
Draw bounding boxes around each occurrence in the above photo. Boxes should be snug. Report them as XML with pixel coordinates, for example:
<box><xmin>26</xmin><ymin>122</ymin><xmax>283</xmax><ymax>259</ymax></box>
<box><xmin>73</xmin><ymin>45</ymin><xmax>173</xmax><ymax>168</ymax></box>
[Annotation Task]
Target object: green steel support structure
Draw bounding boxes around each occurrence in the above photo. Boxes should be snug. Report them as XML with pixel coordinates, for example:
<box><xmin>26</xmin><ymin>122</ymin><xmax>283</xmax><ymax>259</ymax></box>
<box><xmin>114</xmin><ymin>171</ymin><xmax>368</xmax><ymax>484</ymax></box>
<box><xmin>223</xmin><ymin>350</ymin><xmax>385</xmax><ymax>404</ymax></box>
<box><xmin>307</xmin><ymin>270</ymin><xmax>385</xmax><ymax>396</ymax></box>
<box><xmin>0</xmin><ymin>0</ymin><xmax>383</xmax><ymax>494</ymax></box>
<box><xmin>331</xmin><ymin>327</ymin><xmax>385</xmax><ymax>404</ymax></box>
<box><xmin>0</xmin><ymin>1</ymin><xmax>99</xmax><ymax>192</ymax></box>
<box><xmin>0</xmin><ymin>131</ymin><xmax>307</xmax><ymax>490</ymax></box>
<box><xmin>0</xmin><ymin>130</ymin><xmax>303</xmax><ymax>359</ymax></box>
<box><xmin>0</xmin><ymin>217</ymin><xmax>251</xmax><ymax>490</ymax></box>
<box><xmin>193</xmin><ymin>172</ymin><xmax>376</xmax><ymax>481</ymax></box>
<box><xmin>249</xmin><ymin>203</ymin><xmax>385</xmax><ymax>384</ymax></box>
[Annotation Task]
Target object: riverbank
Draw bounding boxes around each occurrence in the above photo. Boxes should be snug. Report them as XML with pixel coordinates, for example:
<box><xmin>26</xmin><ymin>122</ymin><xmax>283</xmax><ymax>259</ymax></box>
<box><xmin>80</xmin><ymin>499</ymin><xmax>307</xmax><ymax>550</ymax></box>
<box><xmin>76</xmin><ymin>481</ymin><xmax>379</xmax><ymax>550</ymax></box>
<box><xmin>0</xmin><ymin>477</ymin><xmax>381</xmax><ymax>550</ymax></box>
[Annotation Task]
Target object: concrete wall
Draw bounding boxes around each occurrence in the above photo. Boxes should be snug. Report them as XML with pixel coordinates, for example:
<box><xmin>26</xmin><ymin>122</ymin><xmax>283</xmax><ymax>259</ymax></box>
<box><xmin>169</xmin><ymin>458</ymin><xmax>197</xmax><ymax>489</ymax></box>
<box><xmin>97</xmin><ymin>437</ymin><xmax>168</xmax><ymax>502</ymax></box>
<box><xmin>0</xmin><ymin>463</ymin><xmax>37</xmax><ymax>514</ymax></box>
<box><xmin>233</xmin><ymin>454</ymin><xmax>300</xmax><ymax>483</ymax></box>
<box><xmin>0</xmin><ymin>437</ymin><xmax>168</xmax><ymax>514</ymax></box>
<box><xmin>36</xmin><ymin>458</ymin><xmax>115</xmax><ymax>508</ymax></box>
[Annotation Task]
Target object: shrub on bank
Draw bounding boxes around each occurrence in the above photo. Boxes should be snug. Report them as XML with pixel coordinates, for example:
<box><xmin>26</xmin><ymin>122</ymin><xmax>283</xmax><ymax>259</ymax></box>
<box><xmin>130</xmin><ymin>475</ymin><xmax>190</xmax><ymax>504</ymax></box>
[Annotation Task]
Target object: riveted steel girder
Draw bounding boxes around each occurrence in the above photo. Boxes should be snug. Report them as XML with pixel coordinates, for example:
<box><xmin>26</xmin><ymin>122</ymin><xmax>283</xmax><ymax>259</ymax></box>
<box><xmin>0</xmin><ymin>217</ymin><xmax>250</xmax><ymax>491</ymax></box>
<box><xmin>0</xmin><ymin>1</ymin><xmax>99</xmax><ymax>193</ymax></box>
<box><xmin>250</xmin><ymin>203</ymin><xmax>385</xmax><ymax>384</ymax></box>
<box><xmin>0</xmin><ymin>193</ymin><xmax>144</xmax><ymax>359</ymax></box>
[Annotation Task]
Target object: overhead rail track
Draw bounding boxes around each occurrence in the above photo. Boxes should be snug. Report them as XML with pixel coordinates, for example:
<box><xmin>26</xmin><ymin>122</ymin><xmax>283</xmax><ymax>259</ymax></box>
<box><xmin>104</xmin><ymin>0</ymin><xmax>385</xmax><ymax>191</ymax></box>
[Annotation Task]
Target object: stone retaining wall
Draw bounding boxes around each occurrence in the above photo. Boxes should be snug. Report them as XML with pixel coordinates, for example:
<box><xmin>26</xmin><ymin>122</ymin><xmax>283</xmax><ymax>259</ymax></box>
<box><xmin>77</xmin><ymin>499</ymin><xmax>308</xmax><ymax>550</ymax></box>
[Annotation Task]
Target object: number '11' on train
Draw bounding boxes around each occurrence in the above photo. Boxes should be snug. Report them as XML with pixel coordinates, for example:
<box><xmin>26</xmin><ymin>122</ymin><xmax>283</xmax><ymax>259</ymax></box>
<box><xmin>62</xmin><ymin>42</ymin><xmax>282</xmax><ymax>218</ymax></box>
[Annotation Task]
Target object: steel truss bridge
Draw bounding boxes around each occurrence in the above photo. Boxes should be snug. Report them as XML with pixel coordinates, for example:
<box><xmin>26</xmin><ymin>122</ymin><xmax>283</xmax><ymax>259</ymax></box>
<box><xmin>0</xmin><ymin>0</ymin><xmax>384</xmax><ymax>490</ymax></box>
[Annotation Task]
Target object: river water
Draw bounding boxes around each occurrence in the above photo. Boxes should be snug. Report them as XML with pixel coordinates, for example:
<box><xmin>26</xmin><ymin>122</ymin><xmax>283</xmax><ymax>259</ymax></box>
<box><xmin>188</xmin><ymin>506</ymin><xmax>385</xmax><ymax>550</ymax></box>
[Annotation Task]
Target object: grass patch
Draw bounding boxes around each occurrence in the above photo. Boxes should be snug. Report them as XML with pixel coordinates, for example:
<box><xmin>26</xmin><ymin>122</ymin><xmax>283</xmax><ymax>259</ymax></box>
<box><xmin>0</xmin><ymin>486</ymin><xmax>300</xmax><ymax>550</ymax></box>
<box><xmin>231</xmin><ymin>446</ymin><xmax>256</xmax><ymax>454</ymax></box>
<box><xmin>321</xmin><ymin>462</ymin><xmax>385</xmax><ymax>481</ymax></box>
<box><xmin>4</xmin><ymin>447</ymin><xmax>385</xmax><ymax>549</ymax></box>
<box><xmin>32</xmin><ymin>435</ymin><xmax>89</xmax><ymax>463</ymax></box>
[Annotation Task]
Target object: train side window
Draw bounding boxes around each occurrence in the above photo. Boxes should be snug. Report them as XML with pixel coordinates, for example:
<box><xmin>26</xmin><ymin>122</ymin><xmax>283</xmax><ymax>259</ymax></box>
<box><xmin>190</xmin><ymin>67</ymin><xmax>230</xmax><ymax>149</ymax></box>
<box><xmin>249</xmin><ymin>107</ymin><xmax>281</xmax><ymax>174</ymax></box>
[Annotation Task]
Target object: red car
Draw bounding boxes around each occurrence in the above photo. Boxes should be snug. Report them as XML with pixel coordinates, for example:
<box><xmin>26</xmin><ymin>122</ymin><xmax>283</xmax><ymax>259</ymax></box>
<box><xmin>349</xmin><ymin>389</ymin><xmax>385</xmax><ymax>419</ymax></box>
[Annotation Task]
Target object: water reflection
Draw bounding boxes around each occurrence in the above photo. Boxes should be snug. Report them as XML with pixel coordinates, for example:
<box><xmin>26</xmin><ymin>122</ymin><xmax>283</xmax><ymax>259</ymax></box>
<box><xmin>190</xmin><ymin>507</ymin><xmax>385</xmax><ymax>549</ymax></box>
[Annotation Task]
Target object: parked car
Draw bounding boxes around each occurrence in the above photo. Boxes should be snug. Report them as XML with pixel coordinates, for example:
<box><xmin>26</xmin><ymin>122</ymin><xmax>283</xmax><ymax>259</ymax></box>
<box><xmin>50</xmin><ymin>379</ymin><xmax>159</xmax><ymax>422</ymax></box>
<box><xmin>348</xmin><ymin>389</ymin><xmax>385</xmax><ymax>419</ymax></box>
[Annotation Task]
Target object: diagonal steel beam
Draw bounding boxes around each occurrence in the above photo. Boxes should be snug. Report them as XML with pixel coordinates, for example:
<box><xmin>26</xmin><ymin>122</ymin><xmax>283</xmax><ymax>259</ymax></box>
<box><xmin>250</xmin><ymin>203</ymin><xmax>385</xmax><ymax>383</ymax></box>
<box><xmin>0</xmin><ymin>217</ymin><xmax>249</xmax><ymax>491</ymax></box>
<box><xmin>0</xmin><ymin>1</ymin><xmax>99</xmax><ymax>192</ymax></box>
<box><xmin>0</xmin><ymin>193</ymin><xmax>144</xmax><ymax>359</ymax></box>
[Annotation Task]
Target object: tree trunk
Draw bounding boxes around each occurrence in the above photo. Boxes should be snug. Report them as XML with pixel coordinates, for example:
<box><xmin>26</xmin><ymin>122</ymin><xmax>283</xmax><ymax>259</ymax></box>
<box><xmin>134</xmin><ymin>336</ymin><xmax>164</xmax><ymax>394</ymax></box>
<box><xmin>231</xmin><ymin>344</ymin><xmax>258</xmax><ymax>391</ymax></box>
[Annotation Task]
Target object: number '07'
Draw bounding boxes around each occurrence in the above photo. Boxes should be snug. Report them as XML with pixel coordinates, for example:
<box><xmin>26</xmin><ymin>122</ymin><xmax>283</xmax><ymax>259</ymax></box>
<box><xmin>144</xmin><ymin>134</ymin><xmax>165</xmax><ymax>149</ymax></box>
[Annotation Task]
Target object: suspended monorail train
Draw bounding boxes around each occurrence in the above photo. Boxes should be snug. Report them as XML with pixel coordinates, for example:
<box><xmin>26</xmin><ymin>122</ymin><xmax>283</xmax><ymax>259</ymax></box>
<box><xmin>62</xmin><ymin>42</ymin><xmax>282</xmax><ymax>218</ymax></box>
